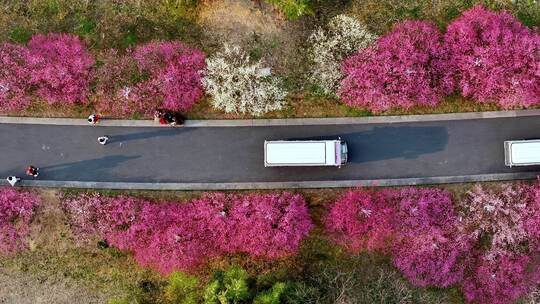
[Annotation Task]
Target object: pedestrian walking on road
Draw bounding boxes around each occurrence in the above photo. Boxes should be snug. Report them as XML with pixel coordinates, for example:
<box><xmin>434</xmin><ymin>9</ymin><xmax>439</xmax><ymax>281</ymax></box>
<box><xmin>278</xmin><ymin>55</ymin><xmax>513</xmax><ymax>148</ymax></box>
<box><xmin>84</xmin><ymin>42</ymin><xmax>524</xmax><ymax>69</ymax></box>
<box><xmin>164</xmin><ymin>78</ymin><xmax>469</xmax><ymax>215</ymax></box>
<box><xmin>6</xmin><ymin>176</ymin><xmax>20</xmax><ymax>187</ymax></box>
<box><xmin>25</xmin><ymin>166</ymin><xmax>39</xmax><ymax>177</ymax></box>
<box><xmin>88</xmin><ymin>114</ymin><xmax>101</xmax><ymax>125</ymax></box>
<box><xmin>98</xmin><ymin>136</ymin><xmax>109</xmax><ymax>145</ymax></box>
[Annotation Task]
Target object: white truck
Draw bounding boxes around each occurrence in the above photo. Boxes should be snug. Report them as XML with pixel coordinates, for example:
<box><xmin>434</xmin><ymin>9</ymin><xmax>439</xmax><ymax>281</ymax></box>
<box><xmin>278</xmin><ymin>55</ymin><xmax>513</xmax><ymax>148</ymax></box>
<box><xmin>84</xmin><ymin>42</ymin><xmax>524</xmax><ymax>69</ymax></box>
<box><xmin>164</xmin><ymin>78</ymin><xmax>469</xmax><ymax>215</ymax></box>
<box><xmin>264</xmin><ymin>139</ymin><xmax>348</xmax><ymax>167</ymax></box>
<box><xmin>504</xmin><ymin>139</ymin><xmax>540</xmax><ymax>167</ymax></box>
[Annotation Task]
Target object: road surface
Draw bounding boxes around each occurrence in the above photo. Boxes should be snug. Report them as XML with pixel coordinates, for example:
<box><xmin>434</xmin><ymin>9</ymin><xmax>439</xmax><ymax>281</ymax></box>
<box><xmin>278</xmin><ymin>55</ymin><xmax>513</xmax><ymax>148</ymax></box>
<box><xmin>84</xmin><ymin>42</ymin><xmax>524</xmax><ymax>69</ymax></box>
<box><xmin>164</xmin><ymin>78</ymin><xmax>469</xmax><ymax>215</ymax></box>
<box><xmin>1</xmin><ymin>116</ymin><xmax>539</xmax><ymax>184</ymax></box>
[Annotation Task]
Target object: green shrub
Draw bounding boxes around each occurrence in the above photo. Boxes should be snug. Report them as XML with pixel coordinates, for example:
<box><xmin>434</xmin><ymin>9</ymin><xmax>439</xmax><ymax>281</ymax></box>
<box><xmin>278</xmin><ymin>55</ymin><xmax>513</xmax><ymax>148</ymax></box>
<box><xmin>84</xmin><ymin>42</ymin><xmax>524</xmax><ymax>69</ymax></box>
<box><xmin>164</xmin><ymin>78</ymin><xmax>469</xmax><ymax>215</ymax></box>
<box><xmin>107</xmin><ymin>297</ymin><xmax>131</xmax><ymax>304</ymax></box>
<box><xmin>203</xmin><ymin>267</ymin><xmax>251</xmax><ymax>304</ymax></box>
<box><xmin>253</xmin><ymin>282</ymin><xmax>289</xmax><ymax>304</ymax></box>
<box><xmin>264</xmin><ymin>0</ymin><xmax>312</xmax><ymax>19</ymax></box>
<box><xmin>164</xmin><ymin>271</ymin><xmax>201</xmax><ymax>304</ymax></box>
<box><xmin>133</xmin><ymin>280</ymin><xmax>163</xmax><ymax>304</ymax></box>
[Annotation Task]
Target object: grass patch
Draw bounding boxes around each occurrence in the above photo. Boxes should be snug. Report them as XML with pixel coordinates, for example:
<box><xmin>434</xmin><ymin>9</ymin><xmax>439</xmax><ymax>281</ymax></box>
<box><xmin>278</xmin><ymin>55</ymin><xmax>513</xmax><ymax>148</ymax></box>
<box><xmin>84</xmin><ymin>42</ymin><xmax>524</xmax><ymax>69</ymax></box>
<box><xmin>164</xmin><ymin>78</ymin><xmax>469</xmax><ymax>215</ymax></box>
<box><xmin>0</xmin><ymin>0</ymin><xmax>203</xmax><ymax>50</ymax></box>
<box><xmin>348</xmin><ymin>0</ymin><xmax>540</xmax><ymax>34</ymax></box>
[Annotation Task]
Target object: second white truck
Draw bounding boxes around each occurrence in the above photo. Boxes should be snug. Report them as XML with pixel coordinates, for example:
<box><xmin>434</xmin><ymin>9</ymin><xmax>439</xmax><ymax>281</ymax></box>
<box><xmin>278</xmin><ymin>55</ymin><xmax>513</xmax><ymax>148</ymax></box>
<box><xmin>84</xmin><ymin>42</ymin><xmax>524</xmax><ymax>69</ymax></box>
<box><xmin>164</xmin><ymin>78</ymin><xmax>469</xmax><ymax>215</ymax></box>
<box><xmin>504</xmin><ymin>139</ymin><xmax>540</xmax><ymax>167</ymax></box>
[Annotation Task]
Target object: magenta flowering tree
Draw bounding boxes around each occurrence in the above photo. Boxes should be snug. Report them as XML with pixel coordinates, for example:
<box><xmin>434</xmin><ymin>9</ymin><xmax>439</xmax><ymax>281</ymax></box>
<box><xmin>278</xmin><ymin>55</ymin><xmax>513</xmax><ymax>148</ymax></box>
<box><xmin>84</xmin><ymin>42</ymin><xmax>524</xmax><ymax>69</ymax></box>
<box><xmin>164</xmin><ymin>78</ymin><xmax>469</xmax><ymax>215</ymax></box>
<box><xmin>132</xmin><ymin>41</ymin><xmax>206</xmax><ymax>113</ymax></box>
<box><xmin>95</xmin><ymin>42</ymin><xmax>206</xmax><ymax>116</ymax></box>
<box><xmin>324</xmin><ymin>189</ymin><xmax>394</xmax><ymax>252</ymax></box>
<box><xmin>27</xmin><ymin>33</ymin><xmax>94</xmax><ymax>105</ymax></box>
<box><xmin>462</xmin><ymin>254</ymin><xmax>540</xmax><ymax>304</ymax></box>
<box><xmin>383</xmin><ymin>188</ymin><xmax>460</xmax><ymax>235</ymax></box>
<box><xmin>340</xmin><ymin>20</ymin><xmax>454</xmax><ymax>112</ymax></box>
<box><xmin>122</xmin><ymin>192</ymin><xmax>312</xmax><ymax>273</ymax></box>
<box><xmin>445</xmin><ymin>5</ymin><xmax>540</xmax><ymax>108</ymax></box>
<box><xmin>61</xmin><ymin>194</ymin><xmax>140</xmax><ymax>243</ymax></box>
<box><xmin>94</xmin><ymin>50</ymin><xmax>141</xmax><ymax>115</ymax></box>
<box><xmin>61</xmin><ymin>193</ymin><xmax>105</xmax><ymax>240</ymax></box>
<box><xmin>208</xmin><ymin>192</ymin><xmax>314</xmax><ymax>258</ymax></box>
<box><xmin>62</xmin><ymin>192</ymin><xmax>313</xmax><ymax>274</ymax></box>
<box><xmin>391</xmin><ymin>227</ymin><xmax>468</xmax><ymax>288</ymax></box>
<box><xmin>385</xmin><ymin>188</ymin><xmax>468</xmax><ymax>287</ymax></box>
<box><xmin>0</xmin><ymin>43</ymin><xmax>32</xmax><ymax>112</ymax></box>
<box><xmin>324</xmin><ymin>187</ymin><xmax>467</xmax><ymax>287</ymax></box>
<box><xmin>0</xmin><ymin>187</ymin><xmax>40</xmax><ymax>254</ymax></box>
<box><xmin>112</xmin><ymin>201</ymin><xmax>220</xmax><ymax>274</ymax></box>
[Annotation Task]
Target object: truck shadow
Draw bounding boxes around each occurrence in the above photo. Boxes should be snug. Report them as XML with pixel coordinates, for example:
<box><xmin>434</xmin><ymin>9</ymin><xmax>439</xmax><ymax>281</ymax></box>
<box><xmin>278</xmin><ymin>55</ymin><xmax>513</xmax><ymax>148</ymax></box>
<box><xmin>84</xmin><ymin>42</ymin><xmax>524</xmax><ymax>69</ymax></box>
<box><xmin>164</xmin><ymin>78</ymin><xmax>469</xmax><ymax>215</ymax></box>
<box><xmin>287</xmin><ymin>126</ymin><xmax>449</xmax><ymax>163</ymax></box>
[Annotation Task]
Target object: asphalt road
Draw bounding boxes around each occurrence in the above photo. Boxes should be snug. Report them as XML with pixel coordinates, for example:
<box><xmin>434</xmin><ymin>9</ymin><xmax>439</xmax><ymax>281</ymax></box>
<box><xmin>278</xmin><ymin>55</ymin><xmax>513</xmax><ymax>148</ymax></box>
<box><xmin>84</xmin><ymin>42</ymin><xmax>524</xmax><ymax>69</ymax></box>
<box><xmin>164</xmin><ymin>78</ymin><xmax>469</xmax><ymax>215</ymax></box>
<box><xmin>1</xmin><ymin>117</ymin><xmax>540</xmax><ymax>183</ymax></box>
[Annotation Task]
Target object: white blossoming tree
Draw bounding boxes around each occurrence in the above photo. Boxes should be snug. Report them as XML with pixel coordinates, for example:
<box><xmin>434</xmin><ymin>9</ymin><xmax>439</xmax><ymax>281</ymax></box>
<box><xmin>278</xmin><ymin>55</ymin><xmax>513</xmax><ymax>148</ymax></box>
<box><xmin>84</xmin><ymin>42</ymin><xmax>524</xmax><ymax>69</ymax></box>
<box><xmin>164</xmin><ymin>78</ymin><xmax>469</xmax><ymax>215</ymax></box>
<box><xmin>202</xmin><ymin>45</ymin><xmax>287</xmax><ymax>116</ymax></box>
<box><xmin>308</xmin><ymin>14</ymin><xmax>377</xmax><ymax>95</ymax></box>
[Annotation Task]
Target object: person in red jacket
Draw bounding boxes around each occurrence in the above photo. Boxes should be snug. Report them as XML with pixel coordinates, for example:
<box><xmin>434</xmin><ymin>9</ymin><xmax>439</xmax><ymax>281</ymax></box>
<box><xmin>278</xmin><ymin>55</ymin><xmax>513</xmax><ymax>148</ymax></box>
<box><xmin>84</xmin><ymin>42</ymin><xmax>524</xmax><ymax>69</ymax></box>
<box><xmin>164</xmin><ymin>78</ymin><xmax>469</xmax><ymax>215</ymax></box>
<box><xmin>26</xmin><ymin>166</ymin><xmax>39</xmax><ymax>177</ymax></box>
<box><xmin>88</xmin><ymin>114</ymin><xmax>101</xmax><ymax>125</ymax></box>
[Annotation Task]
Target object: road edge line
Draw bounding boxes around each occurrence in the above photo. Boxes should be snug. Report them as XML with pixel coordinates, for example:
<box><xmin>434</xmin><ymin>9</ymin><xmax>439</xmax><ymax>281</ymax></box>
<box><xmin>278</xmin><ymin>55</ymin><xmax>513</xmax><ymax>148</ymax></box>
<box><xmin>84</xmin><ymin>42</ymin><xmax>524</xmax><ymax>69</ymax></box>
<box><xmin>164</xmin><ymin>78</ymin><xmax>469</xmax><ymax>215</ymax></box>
<box><xmin>2</xmin><ymin>109</ymin><xmax>540</xmax><ymax>127</ymax></box>
<box><xmin>6</xmin><ymin>172</ymin><xmax>538</xmax><ymax>190</ymax></box>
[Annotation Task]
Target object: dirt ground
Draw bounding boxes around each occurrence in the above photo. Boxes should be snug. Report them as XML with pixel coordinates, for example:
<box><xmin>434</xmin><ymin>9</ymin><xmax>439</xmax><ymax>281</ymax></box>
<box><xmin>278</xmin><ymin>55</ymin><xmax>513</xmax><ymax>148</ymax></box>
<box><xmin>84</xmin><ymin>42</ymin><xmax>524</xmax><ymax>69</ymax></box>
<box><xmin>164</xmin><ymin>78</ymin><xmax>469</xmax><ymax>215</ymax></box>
<box><xmin>0</xmin><ymin>189</ymin><xmax>108</xmax><ymax>304</ymax></box>
<box><xmin>0</xmin><ymin>268</ymin><xmax>106</xmax><ymax>304</ymax></box>
<box><xmin>197</xmin><ymin>0</ymin><xmax>311</xmax><ymax>74</ymax></box>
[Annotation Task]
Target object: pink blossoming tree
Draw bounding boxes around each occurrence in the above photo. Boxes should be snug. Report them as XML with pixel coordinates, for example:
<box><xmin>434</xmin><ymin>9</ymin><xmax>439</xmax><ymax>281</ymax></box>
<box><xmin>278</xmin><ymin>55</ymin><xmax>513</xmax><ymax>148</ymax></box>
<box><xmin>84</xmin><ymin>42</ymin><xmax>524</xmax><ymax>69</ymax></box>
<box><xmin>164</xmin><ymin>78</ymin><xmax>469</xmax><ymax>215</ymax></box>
<box><xmin>62</xmin><ymin>192</ymin><xmax>312</xmax><ymax>274</ymax></box>
<box><xmin>324</xmin><ymin>189</ymin><xmax>393</xmax><ymax>252</ymax></box>
<box><xmin>525</xmin><ymin>182</ymin><xmax>540</xmax><ymax>251</ymax></box>
<box><xmin>94</xmin><ymin>50</ymin><xmax>141</xmax><ymax>115</ymax></box>
<box><xmin>385</xmin><ymin>188</ymin><xmax>468</xmax><ymax>287</ymax></box>
<box><xmin>0</xmin><ymin>187</ymin><xmax>40</xmax><ymax>254</ymax></box>
<box><xmin>340</xmin><ymin>20</ymin><xmax>454</xmax><ymax>112</ymax></box>
<box><xmin>325</xmin><ymin>187</ymin><xmax>467</xmax><ymax>287</ymax></box>
<box><xmin>462</xmin><ymin>254</ymin><xmax>540</xmax><ymax>304</ymax></box>
<box><xmin>200</xmin><ymin>192</ymin><xmax>314</xmax><ymax>259</ymax></box>
<box><xmin>27</xmin><ymin>33</ymin><xmax>94</xmax><ymax>105</ymax></box>
<box><xmin>95</xmin><ymin>42</ymin><xmax>206</xmax><ymax>116</ymax></box>
<box><xmin>445</xmin><ymin>5</ymin><xmax>540</xmax><ymax>108</ymax></box>
<box><xmin>0</xmin><ymin>43</ymin><xmax>32</xmax><ymax>111</ymax></box>
<box><xmin>112</xmin><ymin>200</ymin><xmax>217</xmax><ymax>274</ymax></box>
<box><xmin>133</xmin><ymin>42</ymin><xmax>205</xmax><ymax>112</ymax></box>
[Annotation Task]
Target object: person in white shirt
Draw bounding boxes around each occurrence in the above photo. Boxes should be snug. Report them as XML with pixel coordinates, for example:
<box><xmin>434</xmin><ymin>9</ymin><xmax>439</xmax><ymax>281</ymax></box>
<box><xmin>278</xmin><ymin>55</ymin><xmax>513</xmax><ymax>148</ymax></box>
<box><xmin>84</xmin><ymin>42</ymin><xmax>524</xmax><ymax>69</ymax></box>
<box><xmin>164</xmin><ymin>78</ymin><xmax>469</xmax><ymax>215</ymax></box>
<box><xmin>98</xmin><ymin>136</ymin><xmax>109</xmax><ymax>145</ymax></box>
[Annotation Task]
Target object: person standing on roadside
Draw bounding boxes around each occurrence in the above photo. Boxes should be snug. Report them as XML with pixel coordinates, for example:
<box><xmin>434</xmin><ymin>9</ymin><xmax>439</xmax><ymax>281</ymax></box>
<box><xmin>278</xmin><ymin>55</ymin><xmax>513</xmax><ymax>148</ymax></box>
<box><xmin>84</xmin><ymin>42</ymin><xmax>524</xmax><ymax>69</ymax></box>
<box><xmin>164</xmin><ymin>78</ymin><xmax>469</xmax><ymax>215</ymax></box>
<box><xmin>6</xmin><ymin>176</ymin><xmax>20</xmax><ymax>187</ymax></box>
<box><xmin>163</xmin><ymin>112</ymin><xmax>175</xmax><ymax>125</ymax></box>
<box><xmin>88</xmin><ymin>114</ymin><xmax>101</xmax><ymax>125</ymax></box>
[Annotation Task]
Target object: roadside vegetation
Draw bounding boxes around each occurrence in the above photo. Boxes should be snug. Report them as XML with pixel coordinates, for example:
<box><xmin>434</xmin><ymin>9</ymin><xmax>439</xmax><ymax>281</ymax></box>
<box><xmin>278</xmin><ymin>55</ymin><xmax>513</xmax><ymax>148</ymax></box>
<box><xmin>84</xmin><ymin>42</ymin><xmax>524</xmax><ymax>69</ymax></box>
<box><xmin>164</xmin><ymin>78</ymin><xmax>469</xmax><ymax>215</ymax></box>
<box><xmin>3</xmin><ymin>181</ymin><xmax>540</xmax><ymax>303</ymax></box>
<box><xmin>0</xmin><ymin>0</ymin><xmax>539</xmax><ymax>119</ymax></box>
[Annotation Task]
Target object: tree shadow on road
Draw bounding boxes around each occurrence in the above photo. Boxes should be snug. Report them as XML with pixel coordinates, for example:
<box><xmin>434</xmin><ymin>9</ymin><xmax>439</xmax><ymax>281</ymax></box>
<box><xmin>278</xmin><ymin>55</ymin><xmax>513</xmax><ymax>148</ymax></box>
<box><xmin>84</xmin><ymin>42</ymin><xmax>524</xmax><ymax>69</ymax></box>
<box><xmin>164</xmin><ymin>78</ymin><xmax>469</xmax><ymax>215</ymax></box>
<box><xmin>284</xmin><ymin>126</ymin><xmax>449</xmax><ymax>163</ymax></box>
<box><xmin>39</xmin><ymin>155</ymin><xmax>141</xmax><ymax>180</ymax></box>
